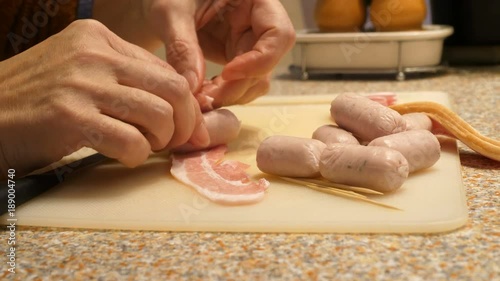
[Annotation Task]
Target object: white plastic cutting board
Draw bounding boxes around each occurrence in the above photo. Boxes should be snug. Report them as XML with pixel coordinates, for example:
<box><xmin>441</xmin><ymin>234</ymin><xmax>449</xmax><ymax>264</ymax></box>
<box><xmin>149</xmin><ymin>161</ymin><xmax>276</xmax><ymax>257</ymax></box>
<box><xmin>2</xmin><ymin>92</ymin><xmax>468</xmax><ymax>233</ymax></box>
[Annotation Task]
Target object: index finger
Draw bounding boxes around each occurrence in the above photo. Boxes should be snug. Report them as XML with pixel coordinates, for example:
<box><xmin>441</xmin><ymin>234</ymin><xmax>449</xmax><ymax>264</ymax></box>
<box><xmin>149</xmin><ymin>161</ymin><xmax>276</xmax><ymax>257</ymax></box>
<box><xmin>221</xmin><ymin>0</ymin><xmax>296</xmax><ymax>80</ymax></box>
<box><xmin>95</xmin><ymin>23</ymin><xmax>209</xmax><ymax>147</ymax></box>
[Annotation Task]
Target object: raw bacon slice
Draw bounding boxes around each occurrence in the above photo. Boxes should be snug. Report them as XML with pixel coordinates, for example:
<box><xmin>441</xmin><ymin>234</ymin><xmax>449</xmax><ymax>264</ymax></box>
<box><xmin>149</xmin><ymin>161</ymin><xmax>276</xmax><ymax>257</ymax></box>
<box><xmin>366</xmin><ymin>92</ymin><xmax>397</xmax><ymax>106</ymax></box>
<box><xmin>170</xmin><ymin>145</ymin><xmax>269</xmax><ymax>205</ymax></box>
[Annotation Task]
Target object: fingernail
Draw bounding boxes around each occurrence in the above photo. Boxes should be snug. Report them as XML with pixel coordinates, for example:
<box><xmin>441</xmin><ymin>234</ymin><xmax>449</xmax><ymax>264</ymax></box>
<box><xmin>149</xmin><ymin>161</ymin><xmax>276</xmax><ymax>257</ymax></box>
<box><xmin>183</xmin><ymin>70</ymin><xmax>199</xmax><ymax>92</ymax></box>
<box><xmin>190</xmin><ymin>120</ymin><xmax>210</xmax><ymax>147</ymax></box>
<box><xmin>197</xmin><ymin>94</ymin><xmax>215</xmax><ymax>112</ymax></box>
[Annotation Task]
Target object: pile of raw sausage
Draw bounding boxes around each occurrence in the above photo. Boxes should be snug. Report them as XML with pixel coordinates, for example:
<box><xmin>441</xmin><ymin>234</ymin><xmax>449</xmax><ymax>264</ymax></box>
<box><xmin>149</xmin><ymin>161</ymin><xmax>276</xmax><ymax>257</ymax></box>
<box><xmin>257</xmin><ymin>93</ymin><xmax>441</xmax><ymax>193</ymax></box>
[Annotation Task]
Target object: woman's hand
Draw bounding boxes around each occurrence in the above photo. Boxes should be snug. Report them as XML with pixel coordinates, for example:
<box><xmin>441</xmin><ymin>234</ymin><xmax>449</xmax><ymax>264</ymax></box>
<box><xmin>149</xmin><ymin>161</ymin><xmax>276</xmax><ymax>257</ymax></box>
<box><xmin>192</xmin><ymin>0</ymin><xmax>296</xmax><ymax>108</ymax></box>
<box><xmin>94</xmin><ymin>0</ymin><xmax>295</xmax><ymax>109</ymax></box>
<box><xmin>0</xmin><ymin>20</ymin><xmax>209</xmax><ymax>177</ymax></box>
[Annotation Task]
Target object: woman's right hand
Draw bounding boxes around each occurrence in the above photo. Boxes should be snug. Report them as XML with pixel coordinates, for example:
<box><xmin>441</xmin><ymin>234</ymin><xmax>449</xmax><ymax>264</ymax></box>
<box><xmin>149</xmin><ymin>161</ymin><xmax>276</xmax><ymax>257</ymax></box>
<box><xmin>0</xmin><ymin>19</ymin><xmax>209</xmax><ymax>178</ymax></box>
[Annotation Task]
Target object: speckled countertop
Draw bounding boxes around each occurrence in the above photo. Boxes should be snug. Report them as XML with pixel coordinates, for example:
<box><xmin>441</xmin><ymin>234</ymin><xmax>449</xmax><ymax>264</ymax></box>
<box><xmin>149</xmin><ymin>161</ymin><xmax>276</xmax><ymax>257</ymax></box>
<box><xmin>3</xmin><ymin>66</ymin><xmax>499</xmax><ymax>280</ymax></box>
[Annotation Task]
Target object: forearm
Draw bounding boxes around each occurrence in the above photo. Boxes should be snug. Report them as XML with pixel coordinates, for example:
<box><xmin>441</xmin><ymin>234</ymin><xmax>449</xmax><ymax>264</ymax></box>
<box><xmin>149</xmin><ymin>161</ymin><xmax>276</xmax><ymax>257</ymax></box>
<box><xmin>0</xmin><ymin>0</ymin><xmax>80</xmax><ymax>60</ymax></box>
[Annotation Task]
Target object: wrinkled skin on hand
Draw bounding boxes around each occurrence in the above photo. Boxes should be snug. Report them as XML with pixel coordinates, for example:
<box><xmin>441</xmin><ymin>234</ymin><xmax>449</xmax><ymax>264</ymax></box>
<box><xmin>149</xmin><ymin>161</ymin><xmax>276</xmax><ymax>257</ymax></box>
<box><xmin>0</xmin><ymin>0</ymin><xmax>295</xmax><ymax>177</ymax></box>
<box><xmin>95</xmin><ymin>0</ymin><xmax>296</xmax><ymax>109</ymax></box>
<box><xmin>0</xmin><ymin>20</ymin><xmax>209</xmax><ymax>178</ymax></box>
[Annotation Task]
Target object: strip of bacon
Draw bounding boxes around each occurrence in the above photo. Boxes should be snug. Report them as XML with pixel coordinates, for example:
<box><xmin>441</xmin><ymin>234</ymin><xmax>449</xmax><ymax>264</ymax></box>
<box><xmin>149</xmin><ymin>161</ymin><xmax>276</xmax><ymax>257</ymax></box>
<box><xmin>170</xmin><ymin>145</ymin><xmax>270</xmax><ymax>205</ymax></box>
<box><xmin>366</xmin><ymin>92</ymin><xmax>397</xmax><ymax>106</ymax></box>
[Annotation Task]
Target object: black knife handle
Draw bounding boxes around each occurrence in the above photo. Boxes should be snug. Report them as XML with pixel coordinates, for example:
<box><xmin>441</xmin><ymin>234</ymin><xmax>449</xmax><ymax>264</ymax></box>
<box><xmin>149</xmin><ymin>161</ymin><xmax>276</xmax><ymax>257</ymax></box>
<box><xmin>1</xmin><ymin>173</ymin><xmax>62</xmax><ymax>215</ymax></box>
<box><xmin>0</xmin><ymin>153</ymin><xmax>108</xmax><ymax>216</ymax></box>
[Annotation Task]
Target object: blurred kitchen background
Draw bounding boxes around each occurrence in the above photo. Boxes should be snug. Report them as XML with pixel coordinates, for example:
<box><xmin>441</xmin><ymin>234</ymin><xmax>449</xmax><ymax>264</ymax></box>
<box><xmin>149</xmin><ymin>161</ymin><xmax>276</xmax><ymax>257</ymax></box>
<box><xmin>155</xmin><ymin>0</ymin><xmax>500</xmax><ymax>78</ymax></box>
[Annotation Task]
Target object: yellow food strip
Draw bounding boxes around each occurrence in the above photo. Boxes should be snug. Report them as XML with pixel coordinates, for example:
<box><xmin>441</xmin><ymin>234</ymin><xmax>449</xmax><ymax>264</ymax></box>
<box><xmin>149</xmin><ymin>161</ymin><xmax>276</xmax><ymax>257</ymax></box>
<box><xmin>391</xmin><ymin>102</ymin><xmax>500</xmax><ymax>161</ymax></box>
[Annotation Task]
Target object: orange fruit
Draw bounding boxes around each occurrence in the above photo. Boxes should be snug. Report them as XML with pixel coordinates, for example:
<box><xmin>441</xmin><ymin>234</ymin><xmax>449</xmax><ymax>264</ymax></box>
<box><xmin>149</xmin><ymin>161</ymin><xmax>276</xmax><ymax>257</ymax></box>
<box><xmin>370</xmin><ymin>0</ymin><xmax>427</xmax><ymax>31</ymax></box>
<box><xmin>315</xmin><ymin>0</ymin><xmax>367</xmax><ymax>32</ymax></box>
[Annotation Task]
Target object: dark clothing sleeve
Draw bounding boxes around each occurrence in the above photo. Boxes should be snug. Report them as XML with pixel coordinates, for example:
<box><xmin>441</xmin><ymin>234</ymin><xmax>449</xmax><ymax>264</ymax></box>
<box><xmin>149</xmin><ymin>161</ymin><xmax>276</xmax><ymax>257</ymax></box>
<box><xmin>77</xmin><ymin>0</ymin><xmax>93</xmax><ymax>19</ymax></box>
<box><xmin>0</xmin><ymin>0</ymin><xmax>86</xmax><ymax>60</ymax></box>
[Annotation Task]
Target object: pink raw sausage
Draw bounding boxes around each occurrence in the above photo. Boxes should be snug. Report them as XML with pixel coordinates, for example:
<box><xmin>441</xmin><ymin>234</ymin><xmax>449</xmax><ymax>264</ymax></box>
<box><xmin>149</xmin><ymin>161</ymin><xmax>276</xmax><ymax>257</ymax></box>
<box><xmin>320</xmin><ymin>144</ymin><xmax>409</xmax><ymax>193</ymax></box>
<box><xmin>330</xmin><ymin>93</ymin><xmax>407</xmax><ymax>142</ymax></box>
<box><xmin>312</xmin><ymin>125</ymin><xmax>360</xmax><ymax>145</ymax></box>
<box><xmin>368</xmin><ymin>130</ymin><xmax>440</xmax><ymax>173</ymax></box>
<box><xmin>257</xmin><ymin>136</ymin><xmax>326</xmax><ymax>177</ymax></box>
<box><xmin>174</xmin><ymin>109</ymin><xmax>241</xmax><ymax>152</ymax></box>
<box><xmin>403</xmin><ymin>113</ymin><xmax>433</xmax><ymax>131</ymax></box>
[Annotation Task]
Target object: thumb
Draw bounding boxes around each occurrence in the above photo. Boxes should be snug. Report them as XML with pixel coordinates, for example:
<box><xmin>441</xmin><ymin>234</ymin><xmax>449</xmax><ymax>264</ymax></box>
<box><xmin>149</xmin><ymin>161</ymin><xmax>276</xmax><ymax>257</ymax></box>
<box><xmin>149</xmin><ymin>2</ymin><xmax>205</xmax><ymax>92</ymax></box>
